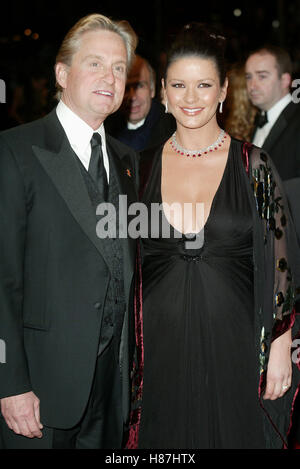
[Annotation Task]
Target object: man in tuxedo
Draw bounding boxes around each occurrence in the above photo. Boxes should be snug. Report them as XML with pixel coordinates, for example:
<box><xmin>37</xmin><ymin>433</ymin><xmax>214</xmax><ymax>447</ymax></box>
<box><xmin>0</xmin><ymin>13</ymin><xmax>140</xmax><ymax>449</ymax></box>
<box><xmin>245</xmin><ymin>45</ymin><xmax>300</xmax><ymax>181</ymax></box>
<box><xmin>105</xmin><ymin>54</ymin><xmax>175</xmax><ymax>151</ymax></box>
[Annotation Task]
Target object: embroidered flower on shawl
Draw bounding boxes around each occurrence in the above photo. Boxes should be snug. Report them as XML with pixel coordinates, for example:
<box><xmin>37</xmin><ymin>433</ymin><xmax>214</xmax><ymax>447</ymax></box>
<box><xmin>252</xmin><ymin>152</ymin><xmax>295</xmax><ymax>322</ymax></box>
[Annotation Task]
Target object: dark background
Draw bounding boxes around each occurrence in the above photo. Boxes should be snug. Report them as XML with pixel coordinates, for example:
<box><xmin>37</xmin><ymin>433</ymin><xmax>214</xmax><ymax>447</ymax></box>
<box><xmin>1</xmin><ymin>0</ymin><xmax>300</xmax><ymax>129</ymax></box>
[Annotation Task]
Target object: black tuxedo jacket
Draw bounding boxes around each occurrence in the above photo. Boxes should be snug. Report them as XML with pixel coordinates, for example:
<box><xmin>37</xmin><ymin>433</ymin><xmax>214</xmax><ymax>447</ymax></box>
<box><xmin>0</xmin><ymin>109</ymin><xmax>139</xmax><ymax>429</ymax></box>
<box><xmin>253</xmin><ymin>101</ymin><xmax>300</xmax><ymax>181</ymax></box>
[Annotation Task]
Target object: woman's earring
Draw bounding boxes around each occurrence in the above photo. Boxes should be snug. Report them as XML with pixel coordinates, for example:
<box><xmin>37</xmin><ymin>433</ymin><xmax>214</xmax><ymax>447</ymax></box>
<box><xmin>219</xmin><ymin>101</ymin><xmax>223</xmax><ymax>113</ymax></box>
<box><xmin>165</xmin><ymin>101</ymin><xmax>168</xmax><ymax>113</ymax></box>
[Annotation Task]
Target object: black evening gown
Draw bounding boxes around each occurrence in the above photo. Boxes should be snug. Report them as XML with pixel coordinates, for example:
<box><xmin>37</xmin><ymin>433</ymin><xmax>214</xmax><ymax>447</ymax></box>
<box><xmin>138</xmin><ymin>141</ymin><xmax>266</xmax><ymax>449</ymax></box>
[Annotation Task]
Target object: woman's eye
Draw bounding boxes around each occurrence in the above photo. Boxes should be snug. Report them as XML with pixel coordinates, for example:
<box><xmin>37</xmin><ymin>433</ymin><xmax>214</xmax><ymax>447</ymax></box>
<box><xmin>172</xmin><ymin>83</ymin><xmax>184</xmax><ymax>88</ymax></box>
<box><xmin>199</xmin><ymin>83</ymin><xmax>211</xmax><ymax>88</ymax></box>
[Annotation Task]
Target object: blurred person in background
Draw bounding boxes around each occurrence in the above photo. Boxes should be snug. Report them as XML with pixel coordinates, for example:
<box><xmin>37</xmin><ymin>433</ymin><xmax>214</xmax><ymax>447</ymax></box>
<box><xmin>245</xmin><ymin>45</ymin><xmax>300</xmax><ymax>181</ymax></box>
<box><xmin>222</xmin><ymin>64</ymin><xmax>256</xmax><ymax>141</ymax></box>
<box><xmin>106</xmin><ymin>54</ymin><xmax>175</xmax><ymax>151</ymax></box>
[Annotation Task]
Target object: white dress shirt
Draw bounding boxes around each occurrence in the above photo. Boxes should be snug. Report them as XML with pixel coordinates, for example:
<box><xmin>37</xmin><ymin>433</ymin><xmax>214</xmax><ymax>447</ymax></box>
<box><xmin>127</xmin><ymin>118</ymin><xmax>145</xmax><ymax>130</ymax></box>
<box><xmin>56</xmin><ymin>100</ymin><xmax>109</xmax><ymax>181</ymax></box>
<box><xmin>252</xmin><ymin>93</ymin><xmax>292</xmax><ymax>147</ymax></box>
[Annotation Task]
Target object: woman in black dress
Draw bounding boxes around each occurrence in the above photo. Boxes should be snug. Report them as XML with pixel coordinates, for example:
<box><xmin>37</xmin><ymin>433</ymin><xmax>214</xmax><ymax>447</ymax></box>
<box><xmin>131</xmin><ymin>24</ymin><xmax>299</xmax><ymax>449</ymax></box>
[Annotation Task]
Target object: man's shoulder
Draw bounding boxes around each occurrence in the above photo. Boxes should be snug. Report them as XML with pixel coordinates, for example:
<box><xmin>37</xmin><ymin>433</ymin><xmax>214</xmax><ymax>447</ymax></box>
<box><xmin>0</xmin><ymin>109</ymin><xmax>56</xmax><ymax>147</ymax></box>
<box><xmin>282</xmin><ymin>100</ymin><xmax>300</xmax><ymax>121</ymax></box>
<box><xmin>1</xmin><ymin>119</ymin><xmax>41</xmax><ymax>141</ymax></box>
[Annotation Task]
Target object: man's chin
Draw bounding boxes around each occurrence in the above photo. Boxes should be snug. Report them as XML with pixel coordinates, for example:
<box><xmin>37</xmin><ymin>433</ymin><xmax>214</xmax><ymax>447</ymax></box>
<box><xmin>129</xmin><ymin>115</ymin><xmax>144</xmax><ymax>124</ymax></box>
<box><xmin>250</xmin><ymin>97</ymin><xmax>264</xmax><ymax>108</ymax></box>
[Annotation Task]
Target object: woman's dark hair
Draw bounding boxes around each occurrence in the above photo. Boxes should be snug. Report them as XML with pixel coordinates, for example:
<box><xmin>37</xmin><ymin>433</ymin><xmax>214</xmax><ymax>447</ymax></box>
<box><xmin>164</xmin><ymin>23</ymin><xmax>227</xmax><ymax>86</ymax></box>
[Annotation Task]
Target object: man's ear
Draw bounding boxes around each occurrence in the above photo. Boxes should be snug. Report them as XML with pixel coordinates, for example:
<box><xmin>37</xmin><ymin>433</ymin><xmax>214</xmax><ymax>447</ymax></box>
<box><xmin>281</xmin><ymin>72</ymin><xmax>292</xmax><ymax>91</ymax></box>
<box><xmin>55</xmin><ymin>62</ymin><xmax>69</xmax><ymax>90</ymax></box>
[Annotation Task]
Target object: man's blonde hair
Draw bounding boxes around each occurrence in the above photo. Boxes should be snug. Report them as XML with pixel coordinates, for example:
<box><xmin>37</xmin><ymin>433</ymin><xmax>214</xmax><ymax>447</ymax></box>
<box><xmin>55</xmin><ymin>13</ymin><xmax>138</xmax><ymax>99</ymax></box>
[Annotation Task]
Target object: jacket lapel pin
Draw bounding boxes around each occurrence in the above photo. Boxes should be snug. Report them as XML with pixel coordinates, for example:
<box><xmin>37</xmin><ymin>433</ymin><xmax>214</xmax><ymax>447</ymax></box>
<box><xmin>126</xmin><ymin>168</ymin><xmax>132</xmax><ymax>177</ymax></box>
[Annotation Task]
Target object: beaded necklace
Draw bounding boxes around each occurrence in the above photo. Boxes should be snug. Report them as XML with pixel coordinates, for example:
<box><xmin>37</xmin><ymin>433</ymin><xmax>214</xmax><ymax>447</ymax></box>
<box><xmin>170</xmin><ymin>129</ymin><xmax>227</xmax><ymax>157</ymax></box>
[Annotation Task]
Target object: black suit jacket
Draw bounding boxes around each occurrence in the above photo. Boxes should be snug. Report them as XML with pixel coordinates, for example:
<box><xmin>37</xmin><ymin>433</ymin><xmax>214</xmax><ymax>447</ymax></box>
<box><xmin>0</xmin><ymin>109</ymin><xmax>138</xmax><ymax>429</ymax></box>
<box><xmin>253</xmin><ymin>101</ymin><xmax>300</xmax><ymax>181</ymax></box>
<box><xmin>283</xmin><ymin>178</ymin><xmax>300</xmax><ymax>244</ymax></box>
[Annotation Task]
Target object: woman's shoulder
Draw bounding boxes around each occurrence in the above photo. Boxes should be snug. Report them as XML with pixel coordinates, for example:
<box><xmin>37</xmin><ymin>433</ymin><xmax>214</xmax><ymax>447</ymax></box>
<box><xmin>230</xmin><ymin>136</ymin><xmax>270</xmax><ymax>174</ymax></box>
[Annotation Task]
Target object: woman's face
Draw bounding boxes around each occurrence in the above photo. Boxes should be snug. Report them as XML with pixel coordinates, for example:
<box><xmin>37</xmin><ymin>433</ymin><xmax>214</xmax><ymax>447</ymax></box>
<box><xmin>163</xmin><ymin>56</ymin><xmax>227</xmax><ymax>130</ymax></box>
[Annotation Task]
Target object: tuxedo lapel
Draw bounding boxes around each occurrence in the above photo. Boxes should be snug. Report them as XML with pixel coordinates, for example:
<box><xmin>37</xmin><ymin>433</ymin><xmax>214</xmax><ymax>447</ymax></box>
<box><xmin>105</xmin><ymin>136</ymin><xmax>138</xmax><ymax>423</ymax></box>
<box><xmin>262</xmin><ymin>113</ymin><xmax>288</xmax><ymax>153</ymax></box>
<box><xmin>262</xmin><ymin>102</ymin><xmax>297</xmax><ymax>153</ymax></box>
<box><xmin>106</xmin><ymin>136</ymin><xmax>137</xmax><ymax>302</ymax></box>
<box><xmin>32</xmin><ymin>112</ymin><xmax>111</xmax><ymax>270</ymax></box>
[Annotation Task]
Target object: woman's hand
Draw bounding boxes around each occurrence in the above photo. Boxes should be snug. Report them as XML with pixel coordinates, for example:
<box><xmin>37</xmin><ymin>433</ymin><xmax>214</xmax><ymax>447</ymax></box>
<box><xmin>263</xmin><ymin>329</ymin><xmax>292</xmax><ymax>400</ymax></box>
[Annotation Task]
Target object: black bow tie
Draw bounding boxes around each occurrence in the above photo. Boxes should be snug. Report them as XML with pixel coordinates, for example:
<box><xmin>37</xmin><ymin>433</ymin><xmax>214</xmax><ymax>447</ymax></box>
<box><xmin>255</xmin><ymin>111</ymin><xmax>268</xmax><ymax>128</ymax></box>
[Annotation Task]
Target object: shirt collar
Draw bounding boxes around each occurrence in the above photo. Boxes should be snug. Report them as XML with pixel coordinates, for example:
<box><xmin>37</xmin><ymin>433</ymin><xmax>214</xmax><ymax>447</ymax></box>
<box><xmin>56</xmin><ymin>100</ymin><xmax>106</xmax><ymax>154</ymax></box>
<box><xmin>127</xmin><ymin>118</ymin><xmax>146</xmax><ymax>130</ymax></box>
<box><xmin>267</xmin><ymin>93</ymin><xmax>292</xmax><ymax>125</ymax></box>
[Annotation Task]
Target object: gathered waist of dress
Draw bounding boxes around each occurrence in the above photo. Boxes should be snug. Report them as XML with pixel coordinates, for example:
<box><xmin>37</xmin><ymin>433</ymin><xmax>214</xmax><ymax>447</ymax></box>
<box><xmin>143</xmin><ymin>246</ymin><xmax>253</xmax><ymax>262</ymax></box>
<box><xmin>142</xmin><ymin>229</ymin><xmax>253</xmax><ymax>264</ymax></box>
<box><xmin>179</xmin><ymin>252</ymin><xmax>253</xmax><ymax>263</ymax></box>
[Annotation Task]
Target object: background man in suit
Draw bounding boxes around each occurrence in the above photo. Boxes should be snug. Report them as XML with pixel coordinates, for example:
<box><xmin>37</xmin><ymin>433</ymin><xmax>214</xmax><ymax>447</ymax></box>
<box><xmin>245</xmin><ymin>45</ymin><xmax>300</xmax><ymax>181</ymax></box>
<box><xmin>0</xmin><ymin>13</ymin><xmax>140</xmax><ymax>449</ymax></box>
<box><xmin>106</xmin><ymin>54</ymin><xmax>175</xmax><ymax>151</ymax></box>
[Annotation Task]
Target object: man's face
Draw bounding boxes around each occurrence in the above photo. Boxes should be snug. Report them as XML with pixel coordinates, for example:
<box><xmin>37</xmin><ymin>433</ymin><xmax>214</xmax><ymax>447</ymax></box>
<box><xmin>56</xmin><ymin>30</ymin><xmax>128</xmax><ymax>129</ymax></box>
<box><xmin>123</xmin><ymin>59</ymin><xmax>155</xmax><ymax>124</ymax></box>
<box><xmin>245</xmin><ymin>52</ymin><xmax>289</xmax><ymax>111</ymax></box>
